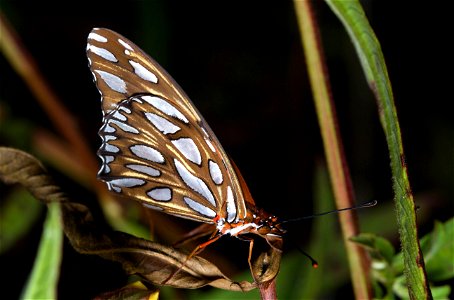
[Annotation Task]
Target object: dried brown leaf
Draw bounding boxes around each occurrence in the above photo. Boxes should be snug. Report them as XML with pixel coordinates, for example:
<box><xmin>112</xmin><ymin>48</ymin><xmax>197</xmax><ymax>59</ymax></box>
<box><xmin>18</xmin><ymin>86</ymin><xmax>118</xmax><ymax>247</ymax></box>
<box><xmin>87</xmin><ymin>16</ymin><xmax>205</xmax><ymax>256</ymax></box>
<box><xmin>0</xmin><ymin>147</ymin><xmax>66</xmax><ymax>203</ymax></box>
<box><xmin>1</xmin><ymin>148</ymin><xmax>284</xmax><ymax>293</ymax></box>
<box><xmin>60</xmin><ymin>201</ymin><xmax>255</xmax><ymax>291</ymax></box>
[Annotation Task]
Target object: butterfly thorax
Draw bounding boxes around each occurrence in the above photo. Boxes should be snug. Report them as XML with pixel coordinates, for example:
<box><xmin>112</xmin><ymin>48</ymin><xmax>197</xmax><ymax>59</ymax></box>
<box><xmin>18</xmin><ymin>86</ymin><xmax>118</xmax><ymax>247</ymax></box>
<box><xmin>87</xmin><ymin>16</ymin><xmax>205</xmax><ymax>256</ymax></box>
<box><xmin>215</xmin><ymin>203</ymin><xmax>286</xmax><ymax>251</ymax></box>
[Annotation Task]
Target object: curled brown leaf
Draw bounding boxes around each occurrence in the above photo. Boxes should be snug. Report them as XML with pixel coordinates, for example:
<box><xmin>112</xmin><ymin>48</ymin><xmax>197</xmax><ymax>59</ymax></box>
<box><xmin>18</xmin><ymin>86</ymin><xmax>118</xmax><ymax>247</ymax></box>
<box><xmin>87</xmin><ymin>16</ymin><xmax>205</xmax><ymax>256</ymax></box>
<box><xmin>0</xmin><ymin>147</ymin><xmax>66</xmax><ymax>203</ymax></box>
<box><xmin>0</xmin><ymin>147</ymin><xmax>257</xmax><ymax>291</ymax></box>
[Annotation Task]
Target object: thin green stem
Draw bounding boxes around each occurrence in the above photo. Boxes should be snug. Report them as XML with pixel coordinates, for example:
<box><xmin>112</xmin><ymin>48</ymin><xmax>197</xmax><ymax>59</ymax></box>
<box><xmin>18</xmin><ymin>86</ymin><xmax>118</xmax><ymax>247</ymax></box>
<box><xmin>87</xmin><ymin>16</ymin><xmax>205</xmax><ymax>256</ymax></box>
<box><xmin>293</xmin><ymin>1</ymin><xmax>372</xmax><ymax>299</ymax></box>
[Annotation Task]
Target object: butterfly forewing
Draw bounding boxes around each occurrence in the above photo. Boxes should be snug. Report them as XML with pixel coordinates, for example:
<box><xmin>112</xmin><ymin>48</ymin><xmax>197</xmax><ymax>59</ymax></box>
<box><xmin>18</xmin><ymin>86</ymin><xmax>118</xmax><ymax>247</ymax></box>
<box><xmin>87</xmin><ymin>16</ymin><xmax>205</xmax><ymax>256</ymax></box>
<box><xmin>87</xmin><ymin>28</ymin><xmax>247</xmax><ymax>223</ymax></box>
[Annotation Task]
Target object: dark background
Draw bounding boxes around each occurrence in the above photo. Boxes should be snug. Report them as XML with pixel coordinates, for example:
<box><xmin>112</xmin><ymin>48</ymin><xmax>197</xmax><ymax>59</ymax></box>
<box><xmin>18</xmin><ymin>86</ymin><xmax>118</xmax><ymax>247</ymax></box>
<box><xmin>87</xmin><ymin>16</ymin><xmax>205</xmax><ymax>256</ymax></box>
<box><xmin>1</xmin><ymin>1</ymin><xmax>452</xmax><ymax>299</ymax></box>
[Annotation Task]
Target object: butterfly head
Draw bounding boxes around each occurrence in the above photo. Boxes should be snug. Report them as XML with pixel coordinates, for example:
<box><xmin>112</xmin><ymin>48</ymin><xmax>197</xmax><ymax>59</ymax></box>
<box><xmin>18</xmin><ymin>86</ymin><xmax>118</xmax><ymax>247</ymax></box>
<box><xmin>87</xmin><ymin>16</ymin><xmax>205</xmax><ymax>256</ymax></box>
<box><xmin>248</xmin><ymin>207</ymin><xmax>286</xmax><ymax>252</ymax></box>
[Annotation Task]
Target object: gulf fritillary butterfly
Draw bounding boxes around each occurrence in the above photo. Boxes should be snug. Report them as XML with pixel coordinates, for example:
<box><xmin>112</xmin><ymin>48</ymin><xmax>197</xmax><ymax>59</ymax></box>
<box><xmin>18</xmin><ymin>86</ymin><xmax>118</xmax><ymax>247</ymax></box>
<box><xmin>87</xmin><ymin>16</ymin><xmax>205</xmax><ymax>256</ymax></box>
<box><xmin>86</xmin><ymin>28</ymin><xmax>285</xmax><ymax>279</ymax></box>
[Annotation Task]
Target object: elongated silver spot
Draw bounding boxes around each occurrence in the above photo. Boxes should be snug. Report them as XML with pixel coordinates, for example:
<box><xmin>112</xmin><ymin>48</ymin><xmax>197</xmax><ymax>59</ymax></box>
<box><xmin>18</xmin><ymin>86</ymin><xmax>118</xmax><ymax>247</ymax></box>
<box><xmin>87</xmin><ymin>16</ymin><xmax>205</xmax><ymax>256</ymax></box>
<box><xmin>205</xmin><ymin>138</ymin><xmax>216</xmax><ymax>153</ymax></box>
<box><xmin>129</xmin><ymin>60</ymin><xmax>158</xmax><ymax>83</ymax></box>
<box><xmin>171</xmin><ymin>138</ymin><xmax>202</xmax><ymax>165</ymax></box>
<box><xmin>174</xmin><ymin>159</ymin><xmax>216</xmax><ymax>206</ymax></box>
<box><xmin>103</xmin><ymin>123</ymin><xmax>116</xmax><ymax>133</ymax></box>
<box><xmin>88</xmin><ymin>32</ymin><xmax>107</xmax><ymax>42</ymax></box>
<box><xmin>119</xmin><ymin>106</ymin><xmax>131</xmax><ymax>114</ymax></box>
<box><xmin>126</xmin><ymin>164</ymin><xmax>161</xmax><ymax>177</ymax></box>
<box><xmin>105</xmin><ymin>155</ymin><xmax>115</xmax><ymax>163</ymax></box>
<box><xmin>112</xmin><ymin>111</ymin><xmax>127</xmax><ymax>121</ymax></box>
<box><xmin>88</xmin><ymin>44</ymin><xmax>118</xmax><ymax>62</ymax></box>
<box><xmin>104</xmin><ymin>143</ymin><xmax>119</xmax><ymax>153</ymax></box>
<box><xmin>94</xmin><ymin>70</ymin><xmax>127</xmax><ymax>94</ymax></box>
<box><xmin>130</xmin><ymin>145</ymin><xmax>165</xmax><ymax>163</ymax></box>
<box><xmin>226</xmin><ymin>186</ymin><xmax>236</xmax><ymax>222</ymax></box>
<box><xmin>184</xmin><ymin>197</ymin><xmax>216</xmax><ymax>218</ymax></box>
<box><xmin>108</xmin><ymin>119</ymin><xmax>139</xmax><ymax>134</ymax></box>
<box><xmin>201</xmin><ymin>127</ymin><xmax>209</xmax><ymax>138</ymax></box>
<box><xmin>103</xmin><ymin>135</ymin><xmax>117</xmax><ymax>142</ymax></box>
<box><xmin>208</xmin><ymin>160</ymin><xmax>223</xmax><ymax>185</ymax></box>
<box><xmin>140</xmin><ymin>96</ymin><xmax>189</xmax><ymax>123</ymax></box>
<box><xmin>132</xmin><ymin>97</ymin><xmax>143</xmax><ymax>104</ymax></box>
<box><xmin>145</xmin><ymin>112</ymin><xmax>180</xmax><ymax>134</ymax></box>
<box><xmin>118</xmin><ymin>38</ymin><xmax>133</xmax><ymax>51</ymax></box>
<box><xmin>147</xmin><ymin>187</ymin><xmax>172</xmax><ymax>201</ymax></box>
<box><xmin>108</xmin><ymin>178</ymin><xmax>145</xmax><ymax>187</ymax></box>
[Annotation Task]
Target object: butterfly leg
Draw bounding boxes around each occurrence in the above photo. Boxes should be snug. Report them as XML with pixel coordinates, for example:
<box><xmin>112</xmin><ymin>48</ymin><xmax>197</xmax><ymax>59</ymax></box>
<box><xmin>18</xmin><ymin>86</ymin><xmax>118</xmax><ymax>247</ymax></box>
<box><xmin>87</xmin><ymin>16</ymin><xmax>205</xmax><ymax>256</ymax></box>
<box><xmin>247</xmin><ymin>238</ymin><xmax>256</xmax><ymax>281</ymax></box>
<box><xmin>172</xmin><ymin>223</ymin><xmax>215</xmax><ymax>248</ymax></box>
<box><xmin>235</xmin><ymin>235</ymin><xmax>258</xmax><ymax>282</ymax></box>
<box><xmin>161</xmin><ymin>231</ymin><xmax>223</xmax><ymax>285</ymax></box>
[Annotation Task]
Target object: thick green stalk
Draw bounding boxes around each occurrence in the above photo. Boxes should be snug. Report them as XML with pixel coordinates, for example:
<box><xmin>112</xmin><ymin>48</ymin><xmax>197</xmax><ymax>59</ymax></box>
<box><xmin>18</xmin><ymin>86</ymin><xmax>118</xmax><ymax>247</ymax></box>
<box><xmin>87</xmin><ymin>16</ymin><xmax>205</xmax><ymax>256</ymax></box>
<box><xmin>325</xmin><ymin>1</ymin><xmax>432</xmax><ymax>299</ymax></box>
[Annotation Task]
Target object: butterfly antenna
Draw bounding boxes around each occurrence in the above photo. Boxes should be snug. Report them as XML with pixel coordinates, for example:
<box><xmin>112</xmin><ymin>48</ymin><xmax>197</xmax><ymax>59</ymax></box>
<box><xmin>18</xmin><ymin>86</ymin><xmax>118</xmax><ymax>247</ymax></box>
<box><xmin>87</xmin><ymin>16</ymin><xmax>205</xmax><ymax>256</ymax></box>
<box><xmin>289</xmin><ymin>238</ymin><xmax>318</xmax><ymax>268</ymax></box>
<box><xmin>280</xmin><ymin>200</ymin><xmax>377</xmax><ymax>224</ymax></box>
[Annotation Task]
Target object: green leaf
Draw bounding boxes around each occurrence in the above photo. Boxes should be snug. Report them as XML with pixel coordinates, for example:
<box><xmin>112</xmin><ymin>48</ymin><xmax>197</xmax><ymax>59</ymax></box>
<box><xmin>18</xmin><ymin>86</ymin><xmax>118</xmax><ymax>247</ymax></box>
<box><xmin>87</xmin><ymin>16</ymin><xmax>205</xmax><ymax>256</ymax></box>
<box><xmin>0</xmin><ymin>188</ymin><xmax>43</xmax><ymax>254</ymax></box>
<box><xmin>21</xmin><ymin>202</ymin><xmax>63</xmax><ymax>299</ymax></box>
<box><xmin>419</xmin><ymin>218</ymin><xmax>454</xmax><ymax>281</ymax></box>
<box><xmin>352</xmin><ymin>233</ymin><xmax>396</xmax><ymax>297</ymax></box>
<box><xmin>430</xmin><ymin>284</ymin><xmax>451</xmax><ymax>299</ymax></box>
<box><xmin>393</xmin><ymin>275</ymin><xmax>410</xmax><ymax>299</ymax></box>
<box><xmin>351</xmin><ymin>233</ymin><xmax>395</xmax><ymax>264</ymax></box>
<box><xmin>325</xmin><ymin>1</ymin><xmax>431</xmax><ymax>298</ymax></box>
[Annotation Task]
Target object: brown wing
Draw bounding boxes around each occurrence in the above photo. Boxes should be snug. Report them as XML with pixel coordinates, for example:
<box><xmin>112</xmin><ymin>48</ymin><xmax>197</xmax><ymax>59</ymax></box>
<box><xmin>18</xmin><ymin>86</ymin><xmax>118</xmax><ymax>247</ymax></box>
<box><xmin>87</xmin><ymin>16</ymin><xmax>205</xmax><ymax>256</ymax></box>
<box><xmin>87</xmin><ymin>28</ymin><xmax>247</xmax><ymax>223</ymax></box>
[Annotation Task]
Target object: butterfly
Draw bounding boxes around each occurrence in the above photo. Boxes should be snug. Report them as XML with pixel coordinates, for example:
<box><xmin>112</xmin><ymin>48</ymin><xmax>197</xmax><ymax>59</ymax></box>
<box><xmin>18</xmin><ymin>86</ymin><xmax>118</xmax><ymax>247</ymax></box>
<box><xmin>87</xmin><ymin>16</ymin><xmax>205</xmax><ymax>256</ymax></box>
<box><xmin>86</xmin><ymin>28</ymin><xmax>286</xmax><ymax>281</ymax></box>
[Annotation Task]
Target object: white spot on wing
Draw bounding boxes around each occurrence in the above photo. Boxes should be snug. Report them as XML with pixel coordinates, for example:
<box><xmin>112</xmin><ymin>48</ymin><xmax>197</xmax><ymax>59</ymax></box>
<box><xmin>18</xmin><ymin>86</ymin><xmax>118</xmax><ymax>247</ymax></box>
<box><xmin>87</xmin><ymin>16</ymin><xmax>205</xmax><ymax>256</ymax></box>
<box><xmin>126</xmin><ymin>164</ymin><xmax>161</xmax><ymax>177</ymax></box>
<box><xmin>118</xmin><ymin>38</ymin><xmax>133</xmax><ymax>51</ymax></box>
<box><xmin>112</xmin><ymin>111</ymin><xmax>127</xmax><ymax>121</ymax></box>
<box><xmin>171</xmin><ymin>138</ymin><xmax>202</xmax><ymax>165</ymax></box>
<box><xmin>174</xmin><ymin>159</ymin><xmax>216</xmax><ymax>206</ymax></box>
<box><xmin>88</xmin><ymin>32</ymin><xmax>107</xmax><ymax>42</ymax></box>
<box><xmin>119</xmin><ymin>106</ymin><xmax>131</xmax><ymax>114</ymax></box>
<box><xmin>205</xmin><ymin>138</ymin><xmax>216</xmax><ymax>152</ymax></box>
<box><xmin>129</xmin><ymin>60</ymin><xmax>158</xmax><ymax>83</ymax></box>
<box><xmin>208</xmin><ymin>160</ymin><xmax>223</xmax><ymax>185</ymax></box>
<box><xmin>94</xmin><ymin>70</ymin><xmax>127</xmax><ymax>94</ymax></box>
<box><xmin>147</xmin><ymin>187</ymin><xmax>172</xmax><ymax>201</ymax></box>
<box><xmin>130</xmin><ymin>145</ymin><xmax>165</xmax><ymax>163</ymax></box>
<box><xmin>87</xmin><ymin>44</ymin><xmax>118</xmax><ymax>62</ymax></box>
<box><xmin>140</xmin><ymin>96</ymin><xmax>189</xmax><ymax>123</ymax></box>
<box><xmin>184</xmin><ymin>197</ymin><xmax>216</xmax><ymax>218</ymax></box>
<box><xmin>103</xmin><ymin>123</ymin><xmax>116</xmax><ymax>133</ymax></box>
<box><xmin>226</xmin><ymin>186</ymin><xmax>236</xmax><ymax>223</ymax></box>
<box><xmin>104</xmin><ymin>143</ymin><xmax>119</xmax><ymax>153</ymax></box>
<box><xmin>108</xmin><ymin>178</ymin><xmax>145</xmax><ymax>187</ymax></box>
<box><xmin>108</xmin><ymin>119</ymin><xmax>139</xmax><ymax>134</ymax></box>
<box><xmin>201</xmin><ymin>127</ymin><xmax>209</xmax><ymax>138</ymax></box>
<box><xmin>145</xmin><ymin>112</ymin><xmax>180</xmax><ymax>134</ymax></box>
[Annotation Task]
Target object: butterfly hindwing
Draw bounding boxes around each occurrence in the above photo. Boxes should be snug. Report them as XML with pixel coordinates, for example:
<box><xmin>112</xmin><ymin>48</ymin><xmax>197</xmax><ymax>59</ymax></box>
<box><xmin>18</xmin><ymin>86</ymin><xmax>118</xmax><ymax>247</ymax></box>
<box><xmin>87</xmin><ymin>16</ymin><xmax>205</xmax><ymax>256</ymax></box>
<box><xmin>87</xmin><ymin>28</ymin><xmax>247</xmax><ymax>223</ymax></box>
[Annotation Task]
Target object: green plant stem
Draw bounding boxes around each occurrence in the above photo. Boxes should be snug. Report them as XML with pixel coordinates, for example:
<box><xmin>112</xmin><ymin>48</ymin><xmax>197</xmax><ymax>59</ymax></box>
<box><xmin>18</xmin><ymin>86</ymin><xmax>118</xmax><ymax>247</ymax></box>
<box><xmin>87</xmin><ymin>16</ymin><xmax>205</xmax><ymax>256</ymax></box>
<box><xmin>21</xmin><ymin>202</ymin><xmax>63</xmax><ymax>299</ymax></box>
<box><xmin>293</xmin><ymin>1</ymin><xmax>372</xmax><ymax>299</ymax></box>
<box><xmin>325</xmin><ymin>1</ymin><xmax>432</xmax><ymax>299</ymax></box>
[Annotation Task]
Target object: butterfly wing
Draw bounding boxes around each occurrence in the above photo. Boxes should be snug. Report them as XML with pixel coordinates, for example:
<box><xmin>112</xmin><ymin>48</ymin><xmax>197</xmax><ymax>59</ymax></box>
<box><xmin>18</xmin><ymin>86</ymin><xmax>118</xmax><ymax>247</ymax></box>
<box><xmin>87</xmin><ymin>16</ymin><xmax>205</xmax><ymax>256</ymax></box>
<box><xmin>87</xmin><ymin>28</ymin><xmax>247</xmax><ymax>223</ymax></box>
